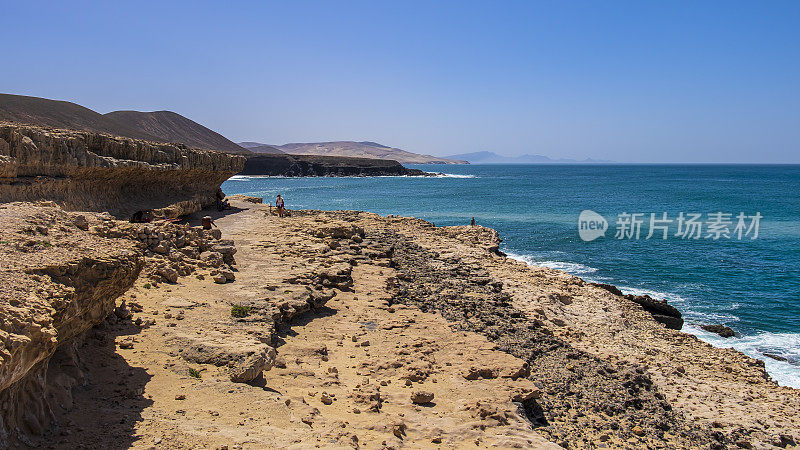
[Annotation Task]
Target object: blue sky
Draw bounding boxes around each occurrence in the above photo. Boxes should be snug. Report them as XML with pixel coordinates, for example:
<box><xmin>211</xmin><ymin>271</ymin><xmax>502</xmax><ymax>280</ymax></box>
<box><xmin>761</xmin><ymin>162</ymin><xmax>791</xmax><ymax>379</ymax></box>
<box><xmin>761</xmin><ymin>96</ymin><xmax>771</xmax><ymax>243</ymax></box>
<box><xmin>2</xmin><ymin>0</ymin><xmax>798</xmax><ymax>162</ymax></box>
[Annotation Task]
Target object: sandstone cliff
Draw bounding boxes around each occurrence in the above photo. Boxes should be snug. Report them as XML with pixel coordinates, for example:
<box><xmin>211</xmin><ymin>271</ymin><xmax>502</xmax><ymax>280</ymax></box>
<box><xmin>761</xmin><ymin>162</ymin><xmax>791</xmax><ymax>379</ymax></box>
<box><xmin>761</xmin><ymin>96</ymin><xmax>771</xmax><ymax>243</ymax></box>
<box><xmin>0</xmin><ymin>203</ymin><xmax>142</xmax><ymax>445</ymax></box>
<box><xmin>0</xmin><ymin>123</ymin><xmax>245</xmax><ymax>218</ymax></box>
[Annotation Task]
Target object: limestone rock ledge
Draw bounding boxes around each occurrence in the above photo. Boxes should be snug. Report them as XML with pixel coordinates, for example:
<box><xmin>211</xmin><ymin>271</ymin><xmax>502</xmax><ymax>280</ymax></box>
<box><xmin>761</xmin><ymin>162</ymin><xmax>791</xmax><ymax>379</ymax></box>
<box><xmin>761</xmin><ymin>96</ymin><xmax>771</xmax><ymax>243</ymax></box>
<box><xmin>0</xmin><ymin>203</ymin><xmax>143</xmax><ymax>446</ymax></box>
<box><xmin>0</xmin><ymin>123</ymin><xmax>245</xmax><ymax>218</ymax></box>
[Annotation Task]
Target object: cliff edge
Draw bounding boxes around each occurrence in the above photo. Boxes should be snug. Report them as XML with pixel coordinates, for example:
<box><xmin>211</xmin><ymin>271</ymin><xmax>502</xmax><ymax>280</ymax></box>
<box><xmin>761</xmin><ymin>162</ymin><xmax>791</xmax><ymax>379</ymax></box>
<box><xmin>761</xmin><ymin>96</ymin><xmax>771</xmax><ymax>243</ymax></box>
<box><xmin>0</xmin><ymin>123</ymin><xmax>245</xmax><ymax>218</ymax></box>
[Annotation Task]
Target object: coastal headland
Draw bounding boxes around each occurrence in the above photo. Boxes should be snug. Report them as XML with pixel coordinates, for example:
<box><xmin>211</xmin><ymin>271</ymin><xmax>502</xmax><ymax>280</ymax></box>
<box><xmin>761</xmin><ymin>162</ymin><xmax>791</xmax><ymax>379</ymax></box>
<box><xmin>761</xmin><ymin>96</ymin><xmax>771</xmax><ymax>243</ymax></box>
<box><xmin>0</xmin><ymin>124</ymin><xmax>798</xmax><ymax>449</ymax></box>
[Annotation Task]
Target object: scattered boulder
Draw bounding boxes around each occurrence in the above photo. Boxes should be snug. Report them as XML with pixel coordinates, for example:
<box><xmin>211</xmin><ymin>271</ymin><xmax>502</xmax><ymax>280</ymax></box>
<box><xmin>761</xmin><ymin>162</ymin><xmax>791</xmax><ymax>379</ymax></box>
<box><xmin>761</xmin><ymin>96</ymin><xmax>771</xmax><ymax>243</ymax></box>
<box><xmin>700</xmin><ymin>324</ymin><xmax>736</xmax><ymax>338</ymax></box>
<box><xmin>213</xmin><ymin>274</ymin><xmax>228</xmax><ymax>284</ymax></box>
<box><xmin>410</xmin><ymin>391</ymin><xmax>434</xmax><ymax>404</ymax></box>
<box><xmin>157</xmin><ymin>266</ymin><xmax>179</xmax><ymax>283</ymax></box>
<box><xmin>72</xmin><ymin>214</ymin><xmax>89</xmax><ymax>230</ymax></box>
<box><xmin>220</xmin><ymin>267</ymin><xmax>236</xmax><ymax>282</ymax></box>
<box><xmin>229</xmin><ymin>347</ymin><xmax>277</xmax><ymax>383</ymax></box>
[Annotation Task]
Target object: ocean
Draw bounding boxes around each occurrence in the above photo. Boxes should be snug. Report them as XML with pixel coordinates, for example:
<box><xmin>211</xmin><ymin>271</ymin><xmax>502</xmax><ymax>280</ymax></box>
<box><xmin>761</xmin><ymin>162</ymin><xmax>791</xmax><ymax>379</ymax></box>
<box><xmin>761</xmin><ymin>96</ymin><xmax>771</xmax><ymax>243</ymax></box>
<box><xmin>222</xmin><ymin>164</ymin><xmax>800</xmax><ymax>388</ymax></box>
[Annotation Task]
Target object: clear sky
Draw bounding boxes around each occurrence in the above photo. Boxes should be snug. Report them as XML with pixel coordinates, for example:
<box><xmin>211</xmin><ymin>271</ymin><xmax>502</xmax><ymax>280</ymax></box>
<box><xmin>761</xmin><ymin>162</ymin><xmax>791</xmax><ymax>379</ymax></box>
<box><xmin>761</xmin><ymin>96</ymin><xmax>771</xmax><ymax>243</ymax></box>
<box><xmin>2</xmin><ymin>0</ymin><xmax>798</xmax><ymax>163</ymax></box>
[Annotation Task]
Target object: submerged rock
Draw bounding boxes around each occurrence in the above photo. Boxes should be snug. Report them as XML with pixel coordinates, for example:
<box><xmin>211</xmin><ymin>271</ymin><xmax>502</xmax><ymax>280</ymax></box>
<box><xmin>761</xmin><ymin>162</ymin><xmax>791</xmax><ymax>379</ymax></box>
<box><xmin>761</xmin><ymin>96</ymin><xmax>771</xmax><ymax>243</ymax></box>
<box><xmin>700</xmin><ymin>324</ymin><xmax>736</xmax><ymax>338</ymax></box>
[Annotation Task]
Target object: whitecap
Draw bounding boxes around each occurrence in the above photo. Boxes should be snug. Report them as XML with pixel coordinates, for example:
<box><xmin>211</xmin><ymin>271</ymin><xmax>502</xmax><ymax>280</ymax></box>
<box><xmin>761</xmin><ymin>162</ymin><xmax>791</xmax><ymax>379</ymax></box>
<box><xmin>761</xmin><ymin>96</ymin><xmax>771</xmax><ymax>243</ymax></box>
<box><xmin>683</xmin><ymin>325</ymin><xmax>800</xmax><ymax>388</ymax></box>
<box><xmin>505</xmin><ymin>253</ymin><xmax>599</xmax><ymax>275</ymax></box>
<box><xmin>425</xmin><ymin>172</ymin><xmax>477</xmax><ymax>178</ymax></box>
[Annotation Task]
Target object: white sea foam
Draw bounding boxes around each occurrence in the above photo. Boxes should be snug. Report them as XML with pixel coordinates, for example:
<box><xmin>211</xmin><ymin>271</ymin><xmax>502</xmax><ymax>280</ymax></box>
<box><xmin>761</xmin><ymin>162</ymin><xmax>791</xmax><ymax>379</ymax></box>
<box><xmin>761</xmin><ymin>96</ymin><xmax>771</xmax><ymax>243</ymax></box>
<box><xmin>684</xmin><ymin>325</ymin><xmax>800</xmax><ymax>388</ymax></box>
<box><xmin>504</xmin><ymin>252</ymin><xmax>599</xmax><ymax>275</ymax></box>
<box><xmin>505</xmin><ymin>252</ymin><xmax>800</xmax><ymax>389</ymax></box>
<box><xmin>425</xmin><ymin>172</ymin><xmax>477</xmax><ymax>178</ymax></box>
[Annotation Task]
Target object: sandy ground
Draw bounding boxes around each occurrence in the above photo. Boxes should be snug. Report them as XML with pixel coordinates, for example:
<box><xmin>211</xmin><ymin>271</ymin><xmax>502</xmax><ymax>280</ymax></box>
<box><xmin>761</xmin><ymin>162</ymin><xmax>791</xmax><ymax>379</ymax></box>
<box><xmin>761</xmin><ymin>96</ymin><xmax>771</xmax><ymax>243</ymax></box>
<box><xmin>21</xmin><ymin>199</ymin><xmax>798</xmax><ymax>449</ymax></box>
<box><xmin>41</xmin><ymin>202</ymin><xmax>557</xmax><ymax>449</ymax></box>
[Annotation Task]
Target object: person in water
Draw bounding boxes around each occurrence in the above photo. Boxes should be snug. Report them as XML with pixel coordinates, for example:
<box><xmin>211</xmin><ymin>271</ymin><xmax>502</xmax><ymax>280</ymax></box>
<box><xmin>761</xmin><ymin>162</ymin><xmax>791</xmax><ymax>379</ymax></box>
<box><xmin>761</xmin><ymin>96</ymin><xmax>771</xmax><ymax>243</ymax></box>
<box><xmin>276</xmin><ymin>194</ymin><xmax>285</xmax><ymax>218</ymax></box>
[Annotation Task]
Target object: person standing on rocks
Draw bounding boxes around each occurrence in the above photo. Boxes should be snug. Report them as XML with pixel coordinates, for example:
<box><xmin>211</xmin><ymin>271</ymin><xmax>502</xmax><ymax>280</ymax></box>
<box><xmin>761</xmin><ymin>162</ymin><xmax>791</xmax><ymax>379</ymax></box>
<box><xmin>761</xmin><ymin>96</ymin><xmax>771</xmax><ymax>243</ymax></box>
<box><xmin>276</xmin><ymin>194</ymin><xmax>285</xmax><ymax>218</ymax></box>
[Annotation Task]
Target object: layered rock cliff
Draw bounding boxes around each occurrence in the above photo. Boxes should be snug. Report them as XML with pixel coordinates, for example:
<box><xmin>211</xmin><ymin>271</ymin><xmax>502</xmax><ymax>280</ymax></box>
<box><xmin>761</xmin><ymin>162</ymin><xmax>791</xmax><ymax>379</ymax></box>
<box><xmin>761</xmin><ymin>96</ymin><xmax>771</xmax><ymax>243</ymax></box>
<box><xmin>0</xmin><ymin>203</ymin><xmax>143</xmax><ymax>446</ymax></box>
<box><xmin>0</xmin><ymin>123</ymin><xmax>245</xmax><ymax>218</ymax></box>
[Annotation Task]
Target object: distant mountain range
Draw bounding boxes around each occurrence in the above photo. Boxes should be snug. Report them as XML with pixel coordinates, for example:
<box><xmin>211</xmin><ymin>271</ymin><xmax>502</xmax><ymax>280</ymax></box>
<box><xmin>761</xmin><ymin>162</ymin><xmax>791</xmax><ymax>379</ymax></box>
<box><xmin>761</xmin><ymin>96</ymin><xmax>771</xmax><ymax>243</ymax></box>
<box><xmin>443</xmin><ymin>151</ymin><xmax>612</xmax><ymax>164</ymax></box>
<box><xmin>0</xmin><ymin>94</ymin><xmax>466</xmax><ymax>164</ymax></box>
<box><xmin>0</xmin><ymin>93</ymin><xmax>250</xmax><ymax>154</ymax></box>
<box><xmin>242</xmin><ymin>141</ymin><xmax>466</xmax><ymax>165</ymax></box>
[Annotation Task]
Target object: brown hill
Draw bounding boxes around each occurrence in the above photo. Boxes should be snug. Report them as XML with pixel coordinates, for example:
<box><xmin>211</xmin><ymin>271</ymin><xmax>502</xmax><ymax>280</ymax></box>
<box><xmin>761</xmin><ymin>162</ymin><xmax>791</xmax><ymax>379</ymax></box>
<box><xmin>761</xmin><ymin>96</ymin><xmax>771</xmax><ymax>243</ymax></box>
<box><xmin>105</xmin><ymin>110</ymin><xmax>248</xmax><ymax>154</ymax></box>
<box><xmin>0</xmin><ymin>93</ymin><xmax>160</xmax><ymax>141</ymax></box>
<box><xmin>277</xmin><ymin>141</ymin><xmax>467</xmax><ymax>164</ymax></box>
<box><xmin>0</xmin><ymin>93</ymin><xmax>249</xmax><ymax>154</ymax></box>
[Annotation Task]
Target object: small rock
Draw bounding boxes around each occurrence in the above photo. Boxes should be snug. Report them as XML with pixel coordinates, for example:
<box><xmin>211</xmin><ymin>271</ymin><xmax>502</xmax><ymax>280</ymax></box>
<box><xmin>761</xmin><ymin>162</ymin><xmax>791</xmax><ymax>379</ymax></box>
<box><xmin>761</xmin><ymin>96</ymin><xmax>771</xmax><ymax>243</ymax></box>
<box><xmin>72</xmin><ymin>215</ymin><xmax>89</xmax><ymax>230</ymax></box>
<box><xmin>229</xmin><ymin>347</ymin><xmax>276</xmax><ymax>383</ymax></box>
<box><xmin>221</xmin><ymin>268</ymin><xmax>236</xmax><ymax>282</ymax></box>
<box><xmin>410</xmin><ymin>391</ymin><xmax>434</xmax><ymax>404</ymax></box>
<box><xmin>321</xmin><ymin>392</ymin><xmax>333</xmax><ymax>405</ymax></box>
<box><xmin>118</xmin><ymin>337</ymin><xmax>135</xmax><ymax>349</ymax></box>
<box><xmin>175</xmin><ymin>394</ymin><xmax>186</xmax><ymax>400</ymax></box>
<box><xmin>632</xmin><ymin>426</ymin><xmax>645</xmax><ymax>436</ymax></box>
<box><xmin>392</xmin><ymin>422</ymin><xmax>406</xmax><ymax>438</ymax></box>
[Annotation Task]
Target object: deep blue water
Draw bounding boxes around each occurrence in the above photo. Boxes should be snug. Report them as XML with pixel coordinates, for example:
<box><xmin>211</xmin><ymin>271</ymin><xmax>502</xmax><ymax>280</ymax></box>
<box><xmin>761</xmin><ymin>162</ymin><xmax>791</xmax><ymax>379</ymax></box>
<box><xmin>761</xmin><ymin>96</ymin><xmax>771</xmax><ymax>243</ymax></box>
<box><xmin>222</xmin><ymin>164</ymin><xmax>800</xmax><ymax>388</ymax></box>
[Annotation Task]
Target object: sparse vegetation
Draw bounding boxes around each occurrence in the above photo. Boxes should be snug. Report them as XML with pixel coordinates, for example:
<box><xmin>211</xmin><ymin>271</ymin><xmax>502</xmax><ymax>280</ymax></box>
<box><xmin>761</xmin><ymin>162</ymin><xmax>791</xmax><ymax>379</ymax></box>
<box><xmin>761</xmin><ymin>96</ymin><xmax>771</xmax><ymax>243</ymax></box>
<box><xmin>188</xmin><ymin>368</ymin><xmax>201</xmax><ymax>379</ymax></box>
<box><xmin>231</xmin><ymin>304</ymin><xmax>252</xmax><ymax>318</ymax></box>
<box><xmin>143</xmin><ymin>283</ymin><xmax>151</xmax><ymax>289</ymax></box>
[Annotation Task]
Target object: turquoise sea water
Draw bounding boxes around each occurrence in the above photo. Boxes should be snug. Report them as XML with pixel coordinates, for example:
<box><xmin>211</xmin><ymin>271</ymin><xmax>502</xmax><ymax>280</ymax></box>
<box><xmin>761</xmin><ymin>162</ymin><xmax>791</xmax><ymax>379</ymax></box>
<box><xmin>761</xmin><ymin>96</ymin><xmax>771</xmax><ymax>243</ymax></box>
<box><xmin>222</xmin><ymin>164</ymin><xmax>800</xmax><ymax>388</ymax></box>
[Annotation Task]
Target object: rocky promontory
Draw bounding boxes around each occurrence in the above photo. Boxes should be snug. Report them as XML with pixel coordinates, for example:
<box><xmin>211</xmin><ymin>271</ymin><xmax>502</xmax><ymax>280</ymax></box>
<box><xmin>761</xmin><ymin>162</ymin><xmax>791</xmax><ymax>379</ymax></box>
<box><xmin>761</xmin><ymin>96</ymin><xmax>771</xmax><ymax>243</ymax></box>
<box><xmin>240</xmin><ymin>153</ymin><xmax>428</xmax><ymax>177</ymax></box>
<box><xmin>0</xmin><ymin>123</ymin><xmax>245</xmax><ymax>218</ymax></box>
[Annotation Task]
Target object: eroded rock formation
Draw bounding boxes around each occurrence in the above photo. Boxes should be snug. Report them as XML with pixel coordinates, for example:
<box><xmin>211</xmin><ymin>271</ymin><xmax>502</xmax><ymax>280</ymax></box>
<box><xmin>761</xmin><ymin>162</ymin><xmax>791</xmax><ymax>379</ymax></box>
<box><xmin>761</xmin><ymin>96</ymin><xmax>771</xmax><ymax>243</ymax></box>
<box><xmin>0</xmin><ymin>123</ymin><xmax>245</xmax><ymax>218</ymax></box>
<box><xmin>0</xmin><ymin>203</ymin><xmax>142</xmax><ymax>446</ymax></box>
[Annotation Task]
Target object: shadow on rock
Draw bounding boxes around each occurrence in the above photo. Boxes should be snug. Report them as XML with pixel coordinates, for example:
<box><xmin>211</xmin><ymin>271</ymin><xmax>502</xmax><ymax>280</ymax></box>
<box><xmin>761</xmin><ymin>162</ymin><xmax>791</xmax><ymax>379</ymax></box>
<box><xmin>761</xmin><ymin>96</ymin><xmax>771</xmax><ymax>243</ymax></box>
<box><xmin>37</xmin><ymin>314</ymin><xmax>154</xmax><ymax>450</ymax></box>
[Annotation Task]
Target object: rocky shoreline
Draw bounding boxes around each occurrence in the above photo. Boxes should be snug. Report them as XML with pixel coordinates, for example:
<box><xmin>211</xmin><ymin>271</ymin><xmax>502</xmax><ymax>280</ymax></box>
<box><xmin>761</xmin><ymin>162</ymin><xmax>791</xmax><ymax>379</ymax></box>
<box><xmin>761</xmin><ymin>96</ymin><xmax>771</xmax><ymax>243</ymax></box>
<box><xmin>1</xmin><ymin>198</ymin><xmax>798</xmax><ymax>448</ymax></box>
